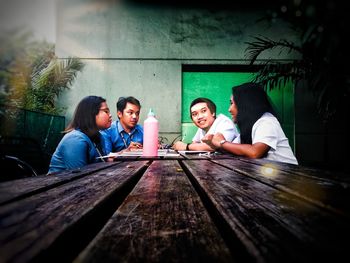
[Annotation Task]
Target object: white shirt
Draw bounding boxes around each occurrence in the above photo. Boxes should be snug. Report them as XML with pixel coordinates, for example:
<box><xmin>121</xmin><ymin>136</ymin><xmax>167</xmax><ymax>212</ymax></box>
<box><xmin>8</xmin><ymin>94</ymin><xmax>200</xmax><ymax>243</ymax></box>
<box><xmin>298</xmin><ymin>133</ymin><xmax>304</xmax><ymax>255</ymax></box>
<box><xmin>252</xmin><ymin>112</ymin><xmax>298</xmax><ymax>165</ymax></box>
<box><xmin>192</xmin><ymin>114</ymin><xmax>239</xmax><ymax>143</ymax></box>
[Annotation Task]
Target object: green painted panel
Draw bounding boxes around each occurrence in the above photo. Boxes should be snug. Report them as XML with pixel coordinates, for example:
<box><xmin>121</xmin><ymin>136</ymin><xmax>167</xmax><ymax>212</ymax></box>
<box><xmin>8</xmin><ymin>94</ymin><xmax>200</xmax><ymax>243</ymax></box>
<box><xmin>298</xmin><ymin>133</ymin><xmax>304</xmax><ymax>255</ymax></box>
<box><xmin>181</xmin><ymin>72</ymin><xmax>295</xmax><ymax>151</ymax></box>
<box><xmin>182</xmin><ymin>72</ymin><xmax>255</xmax><ymax>122</ymax></box>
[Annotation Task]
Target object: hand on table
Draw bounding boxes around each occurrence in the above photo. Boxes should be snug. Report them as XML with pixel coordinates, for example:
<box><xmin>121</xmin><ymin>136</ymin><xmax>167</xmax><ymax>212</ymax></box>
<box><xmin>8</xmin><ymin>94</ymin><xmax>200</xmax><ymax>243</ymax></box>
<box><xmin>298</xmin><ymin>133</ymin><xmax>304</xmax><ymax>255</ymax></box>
<box><xmin>127</xmin><ymin>142</ymin><xmax>143</xmax><ymax>151</ymax></box>
<box><xmin>201</xmin><ymin>133</ymin><xmax>225</xmax><ymax>150</ymax></box>
<box><xmin>172</xmin><ymin>141</ymin><xmax>187</xmax><ymax>151</ymax></box>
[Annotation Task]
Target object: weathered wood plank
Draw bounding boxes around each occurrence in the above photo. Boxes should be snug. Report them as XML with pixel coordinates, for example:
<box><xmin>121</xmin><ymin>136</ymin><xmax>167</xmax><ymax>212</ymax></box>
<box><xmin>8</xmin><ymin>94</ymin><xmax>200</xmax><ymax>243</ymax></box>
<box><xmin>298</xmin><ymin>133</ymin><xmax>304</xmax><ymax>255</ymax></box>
<box><xmin>0</xmin><ymin>162</ymin><xmax>119</xmax><ymax>206</ymax></box>
<box><xmin>235</xmin><ymin>156</ymin><xmax>350</xmax><ymax>183</ymax></box>
<box><xmin>180</xmin><ymin>152</ymin><xmax>237</xmax><ymax>160</ymax></box>
<box><xmin>212</xmin><ymin>158</ymin><xmax>350</xmax><ymax>216</ymax></box>
<box><xmin>75</xmin><ymin>160</ymin><xmax>234</xmax><ymax>263</ymax></box>
<box><xmin>0</xmin><ymin>161</ymin><xmax>149</xmax><ymax>263</ymax></box>
<box><xmin>182</xmin><ymin>159</ymin><xmax>350</xmax><ymax>263</ymax></box>
<box><xmin>178</xmin><ymin>153</ymin><xmax>214</xmax><ymax>160</ymax></box>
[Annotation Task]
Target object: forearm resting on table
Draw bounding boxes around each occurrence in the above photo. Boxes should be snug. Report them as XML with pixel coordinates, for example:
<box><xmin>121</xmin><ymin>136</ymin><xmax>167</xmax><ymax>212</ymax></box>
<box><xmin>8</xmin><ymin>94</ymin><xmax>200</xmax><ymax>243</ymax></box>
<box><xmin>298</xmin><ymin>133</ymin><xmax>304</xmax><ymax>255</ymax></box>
<box><xmin>221</xmin><ymin>142</ymin><xmax>270</xmax><ymax>159</ymax></box>
<box><xmin>188</xmin><ymin>142</ymin><xmax>215</xmax><ymax>151</ymax></box>
<box><xmin>173</xmin><ymin>141</ymin><xmax>215</xmax><ymax>151</ymax></box>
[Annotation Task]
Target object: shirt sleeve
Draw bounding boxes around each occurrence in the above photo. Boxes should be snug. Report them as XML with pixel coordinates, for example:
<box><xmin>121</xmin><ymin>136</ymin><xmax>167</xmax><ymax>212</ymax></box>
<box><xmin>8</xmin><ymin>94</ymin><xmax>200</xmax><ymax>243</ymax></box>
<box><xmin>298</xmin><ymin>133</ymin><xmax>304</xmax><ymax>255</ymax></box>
<box><xmin>233</xmin><ymin>134</ymin><xmax>241</xmax><ymax>143</ymax></box>
<box><xmin>192</xmin><ymin>128</ymin><xmax>201</xmax><ymax>143</ymax></box>
<box><xmin>210</xmin><ymin>116</ymin><xmax>239</xmax><ymax>142</ymax></box>
<box><xmin>220</xmin><ymin>124</ymin><xmax>238</xmax><ymax>142</ymax></box>
<box><xmin>252</xmin><ymin>118</ymin><xmax>278</xmax><ymax>150</ymax></box>
<box><xmin>61</xmin><ymin>135</ymin><xmax>90</xmax><ymax>169</ymax></box>
<box><xmin>100</xmin><ymin>130</ymin><xmax>112</xmax><ymax>154</ymax></box>
<box><xmin>135</xmin><ymin>125</ymin><xmax>144</xmax><ymax>144</ymax></box>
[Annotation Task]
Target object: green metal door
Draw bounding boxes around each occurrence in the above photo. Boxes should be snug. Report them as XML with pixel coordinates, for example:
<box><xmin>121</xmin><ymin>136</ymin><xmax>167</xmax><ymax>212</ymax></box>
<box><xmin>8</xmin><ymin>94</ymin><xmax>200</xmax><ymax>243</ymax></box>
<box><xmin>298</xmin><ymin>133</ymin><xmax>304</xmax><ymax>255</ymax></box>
<box><xmin>181</xmin><ymin>71</ymin><xmax>295</xmax><ymax>151</ymax></box>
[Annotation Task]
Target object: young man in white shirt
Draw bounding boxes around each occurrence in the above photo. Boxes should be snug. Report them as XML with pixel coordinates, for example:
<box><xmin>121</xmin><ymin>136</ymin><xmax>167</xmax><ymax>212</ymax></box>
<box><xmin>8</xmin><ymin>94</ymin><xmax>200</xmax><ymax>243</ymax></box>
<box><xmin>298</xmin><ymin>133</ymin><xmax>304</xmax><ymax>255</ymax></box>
<box><xmin>173</xmin><ymin>97</ymin><xmax>239</xmax><ymax>151</ymax></box>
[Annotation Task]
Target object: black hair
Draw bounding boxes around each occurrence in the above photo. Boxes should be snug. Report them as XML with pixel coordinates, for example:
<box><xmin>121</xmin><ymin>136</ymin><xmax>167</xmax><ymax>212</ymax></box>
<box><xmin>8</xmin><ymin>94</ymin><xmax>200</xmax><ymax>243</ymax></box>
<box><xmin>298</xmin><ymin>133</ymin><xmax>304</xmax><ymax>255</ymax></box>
<box><xmin>116</xmin><ymin>96</ymin><xmax>141</xmax><ymax>113</ymax></box>
<box><xmin>189</xmin><ymin>97</ymin><xmax>216</xmax><ymax>119</ymax></box>
<box><xmin>232</xmin><ymin>82</ymin><xmax>276</xmax><ymax>144</ymax></box>
<box><xmin>66</xmin><ymin>96</ymin><xmax>106</xmax><ymax>138</ymax></box>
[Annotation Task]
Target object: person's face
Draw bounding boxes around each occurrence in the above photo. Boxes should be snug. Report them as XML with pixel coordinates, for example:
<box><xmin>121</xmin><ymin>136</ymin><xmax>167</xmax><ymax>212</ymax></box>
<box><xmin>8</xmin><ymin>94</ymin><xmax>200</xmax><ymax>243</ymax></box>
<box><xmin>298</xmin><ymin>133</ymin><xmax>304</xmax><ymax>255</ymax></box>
<box><xmin>228</xmin><ymin>95</ymin><xmax>238</xmax><ymax>123</ymax></box>
<box><xmin>190</xmin><ymin>102</ymin><xmax>215</xmax><ymax>131</ymax></box>
<box><xmin>96</xmin><ymin>102</ymin><xmax>112</xmax><ymax>129</ymax></box>
<box><xmin>118</xmin><ymin>102</ymin><xmax>140</xmax><ymax>131</ymax></box>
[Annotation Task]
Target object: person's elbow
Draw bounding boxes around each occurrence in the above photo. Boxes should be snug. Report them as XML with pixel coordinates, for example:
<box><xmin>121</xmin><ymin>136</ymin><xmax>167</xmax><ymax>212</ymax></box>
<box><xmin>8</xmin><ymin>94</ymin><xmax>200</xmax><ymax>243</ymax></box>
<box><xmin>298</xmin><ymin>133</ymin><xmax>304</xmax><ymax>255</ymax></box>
<box><xmin>248</xmin><ymin>151</ymin><xmax>265</xmax><ymax>159</ymax></box>
<box><xmin>248</xmin><ymin>143</ymin><xmax>270</xmax><ymax>159</ymax></box>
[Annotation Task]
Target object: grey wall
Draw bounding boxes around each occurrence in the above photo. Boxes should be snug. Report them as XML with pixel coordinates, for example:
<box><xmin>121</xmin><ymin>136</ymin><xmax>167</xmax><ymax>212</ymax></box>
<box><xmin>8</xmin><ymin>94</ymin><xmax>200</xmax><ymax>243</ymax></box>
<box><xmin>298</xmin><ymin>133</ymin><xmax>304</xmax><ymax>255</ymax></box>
<box><xmin>0</xmin><ymin>0</ymin><xmax>56</xmax><ymax>42</ymax></box>
<box><xmin>56</xmin><ymin>0</ymin><xmax>299</xmax><ymax>142</ymax></box>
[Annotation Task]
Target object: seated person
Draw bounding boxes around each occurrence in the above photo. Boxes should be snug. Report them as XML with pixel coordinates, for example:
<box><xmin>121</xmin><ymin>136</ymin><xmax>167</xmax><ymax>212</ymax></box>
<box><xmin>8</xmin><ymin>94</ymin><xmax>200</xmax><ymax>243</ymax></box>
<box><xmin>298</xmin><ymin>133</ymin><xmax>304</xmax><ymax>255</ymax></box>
<box><xmin>48</xmin><ymin>96</ymin><xmax>112</xmax><ymax>174</ymax></box>
<box><xmin>101</xmin><ymin>96</ymin><xmax>143</xmax><ymax>154</ymax></box>
<box><xmin>202</xmin><ymin>82</ymin><xmax>298</xmax><ymax>165</ymax></box>
<box><xmin>173</xmin><ymin>97</ymin><xmax>239</xmax><ymax>151</ymax></box>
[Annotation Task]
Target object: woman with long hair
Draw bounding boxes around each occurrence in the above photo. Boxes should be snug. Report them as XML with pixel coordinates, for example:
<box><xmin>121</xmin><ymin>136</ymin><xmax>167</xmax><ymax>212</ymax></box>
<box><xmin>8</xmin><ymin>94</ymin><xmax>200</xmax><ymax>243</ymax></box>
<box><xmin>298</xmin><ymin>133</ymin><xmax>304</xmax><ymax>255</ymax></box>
<box><xmin>202</xmin><ymin>82</ymin><xmax>298</xmax><ymax>165</ymax></box>
<box><xmin>48</xmin><ymin>96</ymin><xmax>112</xmax><ymax>174</ymax></box>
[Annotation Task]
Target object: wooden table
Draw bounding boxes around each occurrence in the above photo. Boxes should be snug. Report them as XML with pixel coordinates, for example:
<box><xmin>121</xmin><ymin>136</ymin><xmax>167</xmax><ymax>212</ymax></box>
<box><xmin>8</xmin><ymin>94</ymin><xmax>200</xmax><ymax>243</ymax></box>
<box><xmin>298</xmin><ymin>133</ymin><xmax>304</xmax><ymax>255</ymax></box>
<box><xmin>1</xmin><ymin>152</ymin><xmax>349</xmax><ymax>263</ymax></box>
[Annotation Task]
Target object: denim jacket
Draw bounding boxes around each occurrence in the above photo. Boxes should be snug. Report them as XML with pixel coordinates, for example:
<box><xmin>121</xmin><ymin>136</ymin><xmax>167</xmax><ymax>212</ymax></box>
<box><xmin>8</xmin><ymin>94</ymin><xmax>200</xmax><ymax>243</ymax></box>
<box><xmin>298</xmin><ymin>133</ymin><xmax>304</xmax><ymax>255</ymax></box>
<box><xmin>48</xmin><ymin>129</ymin><xmax>107</xmax><ymax>174</ymax></box>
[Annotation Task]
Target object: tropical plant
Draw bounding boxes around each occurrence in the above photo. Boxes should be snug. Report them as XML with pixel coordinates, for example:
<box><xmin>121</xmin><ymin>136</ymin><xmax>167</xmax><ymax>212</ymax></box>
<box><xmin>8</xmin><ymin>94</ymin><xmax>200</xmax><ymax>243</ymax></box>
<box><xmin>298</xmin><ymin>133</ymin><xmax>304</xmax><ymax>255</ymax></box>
<box><xmin>0</xmin><ymin>30</ymin><xmax>84</xmax><ymax>115</ymax></box>
<box><xmin>27</xmin><ymin>57</ymin><xmax>85</xmax><ymax>114</ymax></box>
<box><xmin>245</xmin><ymin>0</ymin><xmax>349</xmax><ymax>121</ymax></box>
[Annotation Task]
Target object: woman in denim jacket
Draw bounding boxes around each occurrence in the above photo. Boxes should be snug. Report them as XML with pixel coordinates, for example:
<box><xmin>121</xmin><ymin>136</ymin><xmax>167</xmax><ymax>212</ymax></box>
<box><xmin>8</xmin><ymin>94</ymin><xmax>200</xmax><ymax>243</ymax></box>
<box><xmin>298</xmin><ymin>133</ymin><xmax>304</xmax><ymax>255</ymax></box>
<box><xmin>48</xmin><ymin>96</ymin><xmax>112</xmax><ymax>174</ymax></box>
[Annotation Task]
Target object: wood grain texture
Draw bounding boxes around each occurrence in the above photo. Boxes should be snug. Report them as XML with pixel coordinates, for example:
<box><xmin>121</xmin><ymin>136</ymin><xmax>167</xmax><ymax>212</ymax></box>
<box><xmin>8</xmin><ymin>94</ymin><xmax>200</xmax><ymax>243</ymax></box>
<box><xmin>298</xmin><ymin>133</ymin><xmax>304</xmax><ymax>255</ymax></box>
<box><xmin>0</xmin><ymin>161</ymin><xmax>148</xmax><ymax>263</ymax></box>
<box><xmin>236</xmin><ymin>156</ymin><xmax>350</xmax><ymax>183</ymax></box>
<box><xmin>76</xmin><ymin>160</ymin><xmax>233</xmax><ymax>263</ymax></box>
<box><xmin>182</xmin><ymin>159</ymin><xmax>350</xmax><ymax>263</ymax></box>
<box><xmin>2</xmin><ymin>155</ymin><xmax>349</xmax><ymax>263</ymax></box>
<box><xmin>212</xmin><ymin>158</ymin><xmax>350</xmax><ymax>216</ymax></box>
<box><xmin>0</xmin><ymin>162</ymin><xmax>119</xmax><ymax>205</ymax></box>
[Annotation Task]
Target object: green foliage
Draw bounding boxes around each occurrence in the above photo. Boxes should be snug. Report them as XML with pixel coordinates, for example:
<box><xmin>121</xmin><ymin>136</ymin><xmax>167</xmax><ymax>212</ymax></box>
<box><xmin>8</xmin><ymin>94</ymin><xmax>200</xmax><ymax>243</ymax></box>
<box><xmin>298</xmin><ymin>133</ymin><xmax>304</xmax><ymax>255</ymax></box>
<box><xmin>0</xmin><ymin>30</ymin><xmax>84</xmax><ymax>115</ymax></box>
<box><xmin>245</xmin><ymin>0</ymin><xmax>350</xmax><ymax>121</ymax></box>
<box><xmin>28</xmin><ymin>57</ymin><xmax>85</xmax><ymax>114</ymax></box>
<box><xmin>245</xmin><ymin>36</ymin><xmax>309</xmax><ymax>90</ymax></box>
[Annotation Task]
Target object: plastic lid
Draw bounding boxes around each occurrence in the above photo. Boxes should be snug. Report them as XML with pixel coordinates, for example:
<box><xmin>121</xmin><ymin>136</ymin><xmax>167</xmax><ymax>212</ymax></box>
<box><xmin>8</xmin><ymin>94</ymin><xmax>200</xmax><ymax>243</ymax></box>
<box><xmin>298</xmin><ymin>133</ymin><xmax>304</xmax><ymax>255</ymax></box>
<box><xmin>148</xmin><ymin>108</ymin><xmax>155</xmax><ymax>117</ymax></box>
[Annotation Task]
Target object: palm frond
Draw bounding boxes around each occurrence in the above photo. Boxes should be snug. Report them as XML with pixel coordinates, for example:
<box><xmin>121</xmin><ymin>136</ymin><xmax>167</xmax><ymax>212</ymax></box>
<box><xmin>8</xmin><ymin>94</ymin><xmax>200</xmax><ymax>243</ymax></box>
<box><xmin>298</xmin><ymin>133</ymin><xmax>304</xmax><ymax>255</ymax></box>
<box><xmin>245</xmin><ymin>36</ymin><xmax>302</xmax><ymax>65</ymax></box>
<box><xmin>244</xmin><ymin>0</ymin><xmax>350</xmax><ymax>121</ymax></box>
<box><xmin>30</xmin><ymin>57</ymin><xmax>84</xmax><ymax>113</ymax></box>
<box><xmin>252</xmin><ymin>60</ymin><xmax>306</xmax><ymax>91</ymax></box>
<box><xmin>52</xmin><ymin>58</ymin><xmax>85</xmax><ymax>88</ymax></box>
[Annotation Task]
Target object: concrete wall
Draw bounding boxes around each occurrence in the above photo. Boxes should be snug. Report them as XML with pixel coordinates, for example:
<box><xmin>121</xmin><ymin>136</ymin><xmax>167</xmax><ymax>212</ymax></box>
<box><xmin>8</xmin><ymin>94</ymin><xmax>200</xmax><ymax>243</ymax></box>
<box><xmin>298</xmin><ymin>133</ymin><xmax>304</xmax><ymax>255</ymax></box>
<box><xmin>0</xmin><ymin>0</ymin><xmax>56</xmax><ymax>42</ymax></box>
<box><xmin>56</xmin><ymin>0</ymin><xmax>299</xmax><ymax>141</ymax></box>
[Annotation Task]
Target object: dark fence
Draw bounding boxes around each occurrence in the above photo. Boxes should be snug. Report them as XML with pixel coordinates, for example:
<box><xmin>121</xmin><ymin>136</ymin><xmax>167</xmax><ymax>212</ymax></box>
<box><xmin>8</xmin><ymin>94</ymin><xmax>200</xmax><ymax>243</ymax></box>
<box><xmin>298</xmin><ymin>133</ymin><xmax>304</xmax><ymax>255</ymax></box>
<box><xmin>0</xmin><ymin>105</ymin><xmax>65</xmax><ymax>175</ymax></box>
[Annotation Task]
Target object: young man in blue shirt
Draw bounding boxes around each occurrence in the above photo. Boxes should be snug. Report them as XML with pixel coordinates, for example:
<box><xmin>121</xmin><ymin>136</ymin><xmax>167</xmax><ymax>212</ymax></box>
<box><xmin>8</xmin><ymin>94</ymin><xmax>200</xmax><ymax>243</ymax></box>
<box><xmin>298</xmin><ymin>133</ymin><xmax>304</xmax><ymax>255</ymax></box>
<box><xmin>101</xmin><ymin>96</ymin><xmax>143</xmax><ymax>154</ymax></box>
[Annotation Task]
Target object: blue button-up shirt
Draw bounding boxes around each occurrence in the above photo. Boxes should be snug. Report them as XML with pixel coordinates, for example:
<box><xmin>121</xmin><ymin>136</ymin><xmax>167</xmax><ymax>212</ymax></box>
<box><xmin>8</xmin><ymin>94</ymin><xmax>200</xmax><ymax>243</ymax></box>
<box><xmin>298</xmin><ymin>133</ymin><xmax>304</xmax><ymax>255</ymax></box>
<box><xmin>100</xmin><ymin>120</ymin><xmax>143</xmax><ymax>154</ymax></box>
